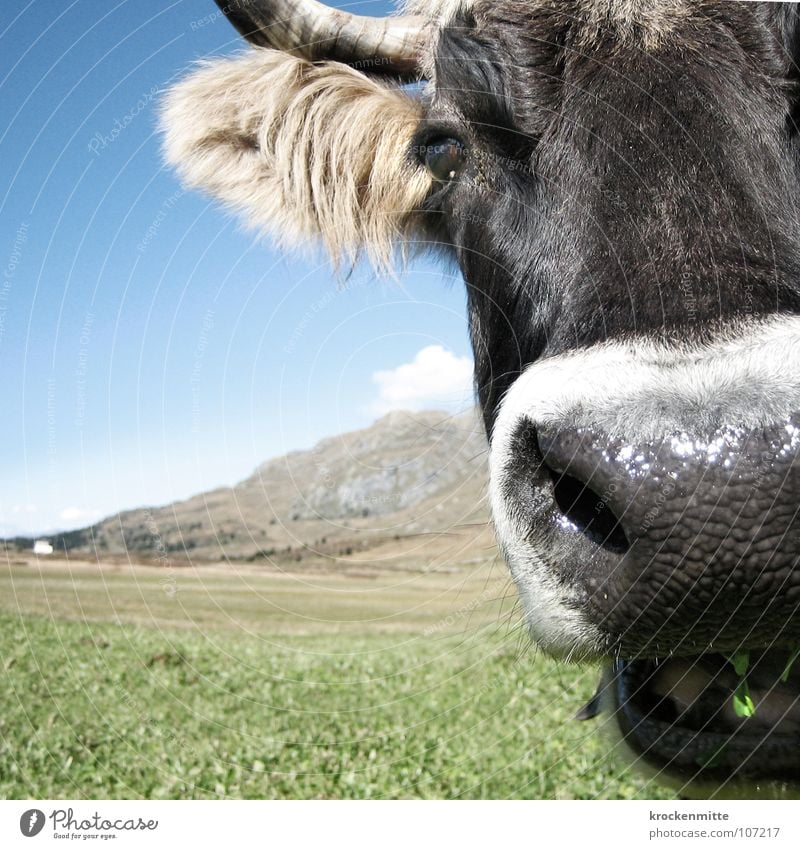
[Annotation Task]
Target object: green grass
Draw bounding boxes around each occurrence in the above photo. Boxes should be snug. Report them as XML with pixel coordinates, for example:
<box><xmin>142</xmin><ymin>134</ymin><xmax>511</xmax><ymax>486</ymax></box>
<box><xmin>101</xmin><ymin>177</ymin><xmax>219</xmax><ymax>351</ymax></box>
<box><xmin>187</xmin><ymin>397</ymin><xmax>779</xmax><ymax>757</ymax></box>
<box><xmin>0</xmin><ymin>561</ymin><xmax>671</xmax><ymax>799</ymax></box>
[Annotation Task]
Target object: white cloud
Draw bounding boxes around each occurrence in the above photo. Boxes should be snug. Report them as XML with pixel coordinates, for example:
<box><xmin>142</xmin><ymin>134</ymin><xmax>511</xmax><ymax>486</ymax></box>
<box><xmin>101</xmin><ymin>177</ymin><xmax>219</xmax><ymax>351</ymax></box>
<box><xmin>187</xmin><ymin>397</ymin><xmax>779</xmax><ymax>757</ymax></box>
<box><xmin>59</xmin><ymin>507</ymin><xmax>103</xmax><ymax>525</ymax></box>
<box><xmin>0</xmin><ymin>504</ymin><xmax>105</xmax><ymax>538</ymax></box>
<box><xmin>368</xmin><ymin>345</ymin><xmax>474</xmax><ymax>417</ymax></box>
<box><xmin>0</xmin><ymin>505</ymin><xmax>38</xmax><ymax>538</ymax></box>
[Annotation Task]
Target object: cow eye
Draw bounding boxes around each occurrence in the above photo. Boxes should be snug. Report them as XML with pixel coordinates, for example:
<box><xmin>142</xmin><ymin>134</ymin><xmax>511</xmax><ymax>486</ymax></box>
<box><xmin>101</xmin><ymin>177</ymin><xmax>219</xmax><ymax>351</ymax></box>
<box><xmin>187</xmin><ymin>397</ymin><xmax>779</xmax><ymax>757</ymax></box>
<box><xmin>423</xmin><ymin>137</ymin><xmax>467</xmax><ymax>183</ymax></box>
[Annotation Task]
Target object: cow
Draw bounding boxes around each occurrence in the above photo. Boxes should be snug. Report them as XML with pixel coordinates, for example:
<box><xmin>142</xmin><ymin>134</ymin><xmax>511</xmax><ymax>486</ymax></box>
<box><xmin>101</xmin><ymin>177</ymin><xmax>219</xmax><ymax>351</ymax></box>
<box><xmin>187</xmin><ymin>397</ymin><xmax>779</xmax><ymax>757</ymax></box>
<box><xmin>162</xmin><ymin>0</ymin><xmax>800</xmax><ymax>798</ymax></box>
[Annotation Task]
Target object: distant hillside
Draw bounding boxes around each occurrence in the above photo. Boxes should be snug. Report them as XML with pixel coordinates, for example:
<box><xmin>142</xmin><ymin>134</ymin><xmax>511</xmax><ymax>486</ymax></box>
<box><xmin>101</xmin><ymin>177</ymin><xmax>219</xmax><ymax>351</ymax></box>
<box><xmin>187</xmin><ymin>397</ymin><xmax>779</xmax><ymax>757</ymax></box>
<box><xmin>7</xmin><ymin>410</ymin><xmax>495</xmax><ymax>571</ymax></box>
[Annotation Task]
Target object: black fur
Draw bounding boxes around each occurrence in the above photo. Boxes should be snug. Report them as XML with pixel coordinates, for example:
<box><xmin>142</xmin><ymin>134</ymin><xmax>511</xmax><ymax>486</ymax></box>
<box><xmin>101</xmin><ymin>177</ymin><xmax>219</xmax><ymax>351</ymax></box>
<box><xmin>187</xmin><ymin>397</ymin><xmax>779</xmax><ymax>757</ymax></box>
<box><xmin>412</xmin><ymin>1</ymin><xmax>800</xmax><ymax>435</ymax></box>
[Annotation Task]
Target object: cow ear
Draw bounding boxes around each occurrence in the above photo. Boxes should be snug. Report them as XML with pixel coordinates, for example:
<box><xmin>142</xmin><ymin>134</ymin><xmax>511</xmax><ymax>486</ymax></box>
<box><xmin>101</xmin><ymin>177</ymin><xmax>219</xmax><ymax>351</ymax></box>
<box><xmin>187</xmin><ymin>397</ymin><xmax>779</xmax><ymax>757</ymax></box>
<box><xmin>161</xmin><ymin>50</ymin><xmax>432</xmax><ymax>271</ymax></box>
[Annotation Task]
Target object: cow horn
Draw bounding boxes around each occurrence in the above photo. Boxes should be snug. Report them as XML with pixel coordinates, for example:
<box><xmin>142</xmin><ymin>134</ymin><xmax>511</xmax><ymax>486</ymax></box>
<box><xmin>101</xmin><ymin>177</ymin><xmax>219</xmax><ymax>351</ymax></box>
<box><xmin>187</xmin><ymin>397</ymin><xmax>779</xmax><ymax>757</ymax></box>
<box><xmin>214</xmin><ymin>1</ymin><xmax>430</xmax><ymax>79</ymax></box>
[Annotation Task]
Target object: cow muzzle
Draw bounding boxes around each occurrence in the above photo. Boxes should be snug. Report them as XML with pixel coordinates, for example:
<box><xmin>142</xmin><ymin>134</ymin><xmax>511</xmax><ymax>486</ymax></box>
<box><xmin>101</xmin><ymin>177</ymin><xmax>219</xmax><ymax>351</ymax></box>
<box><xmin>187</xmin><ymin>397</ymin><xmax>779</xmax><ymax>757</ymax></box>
<box><xmin>488</xmin><ymin>316</ymin><xmax>800</xmax><ymax>791</ymax></box>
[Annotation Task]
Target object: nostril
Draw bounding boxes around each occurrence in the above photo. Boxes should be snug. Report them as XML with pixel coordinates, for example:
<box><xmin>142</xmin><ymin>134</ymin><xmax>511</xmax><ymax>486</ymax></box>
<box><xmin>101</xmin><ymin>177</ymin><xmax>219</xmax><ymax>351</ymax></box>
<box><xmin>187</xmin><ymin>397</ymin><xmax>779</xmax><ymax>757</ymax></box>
<box><xmin>541</xmin><ymin>460</ymin><xmax>630</xmax><ymax>555</ymax></box>
<box><xmin>515</xmin><ymin>423</ymin><xmax>633</xmax><ymax>555</ymax></box>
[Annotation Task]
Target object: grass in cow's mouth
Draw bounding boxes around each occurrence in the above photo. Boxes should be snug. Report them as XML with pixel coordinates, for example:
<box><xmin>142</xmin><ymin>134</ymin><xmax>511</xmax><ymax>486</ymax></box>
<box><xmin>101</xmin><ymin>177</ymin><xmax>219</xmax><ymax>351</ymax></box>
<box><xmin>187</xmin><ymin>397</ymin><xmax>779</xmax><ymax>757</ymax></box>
<box><xmin>731</xmin><ymin>680</ymin><xmax>756</xmax><ymax>718</ymax></box>
<box><xmin>729</xmin><ymin>651</ymin><xmax>756</xmax><ymax>719</ymax></box>
<box><xmin>730</xmin><ymin>651</ymin><xmax>750</xmax><ymax>677</ymax></box>
<box><xmin>727</xmin><ymin>648</ymin><xmax>800</xmax><ymax>718</ymax></box>
<box><xmin>781</xmin><ymin>647</ymin><xmax>800</xmax><ymax>683</ymax></box>
<box><xmin>615</xmin><ymin>649</ymin><xmax>800</xmax><ymax>786</ymax></box>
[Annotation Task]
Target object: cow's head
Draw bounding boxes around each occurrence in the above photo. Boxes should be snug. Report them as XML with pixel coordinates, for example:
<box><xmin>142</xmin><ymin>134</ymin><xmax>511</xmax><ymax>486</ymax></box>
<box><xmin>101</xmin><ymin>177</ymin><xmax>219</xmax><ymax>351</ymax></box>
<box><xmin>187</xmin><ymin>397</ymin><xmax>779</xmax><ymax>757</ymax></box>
<box><xmin>163</xmin><ymin>0</ymin><xmax>800</xmax><ymax>796</ymax></box>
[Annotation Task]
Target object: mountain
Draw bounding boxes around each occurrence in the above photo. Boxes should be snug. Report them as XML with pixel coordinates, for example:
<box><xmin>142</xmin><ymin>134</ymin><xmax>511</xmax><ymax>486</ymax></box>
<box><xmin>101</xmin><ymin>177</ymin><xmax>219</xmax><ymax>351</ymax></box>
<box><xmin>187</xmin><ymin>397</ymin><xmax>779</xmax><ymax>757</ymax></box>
<box><xmin>12</xmin><ymin>409</ymin><xmax>495</xmax><ymax>572</ymax></box>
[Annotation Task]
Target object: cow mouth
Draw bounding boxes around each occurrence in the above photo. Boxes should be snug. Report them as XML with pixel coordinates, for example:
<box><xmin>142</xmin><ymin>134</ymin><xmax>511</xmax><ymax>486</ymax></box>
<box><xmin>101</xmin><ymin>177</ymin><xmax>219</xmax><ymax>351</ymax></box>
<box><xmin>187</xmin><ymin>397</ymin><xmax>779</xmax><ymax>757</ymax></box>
<box><xmin>603</xmin><ymin>648</ymin><xmax>800</xmax><ymax>795</ymax></box>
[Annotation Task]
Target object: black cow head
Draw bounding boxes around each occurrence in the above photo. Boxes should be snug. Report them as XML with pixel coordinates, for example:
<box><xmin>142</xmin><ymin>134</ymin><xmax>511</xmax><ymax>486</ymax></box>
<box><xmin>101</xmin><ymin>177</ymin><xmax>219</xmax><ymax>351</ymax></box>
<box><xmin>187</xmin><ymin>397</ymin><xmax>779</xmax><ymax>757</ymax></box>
<box><xmin>163</xmin><ymin>0</ymin><xmax>800</xmax><ymax>797</ymax></box>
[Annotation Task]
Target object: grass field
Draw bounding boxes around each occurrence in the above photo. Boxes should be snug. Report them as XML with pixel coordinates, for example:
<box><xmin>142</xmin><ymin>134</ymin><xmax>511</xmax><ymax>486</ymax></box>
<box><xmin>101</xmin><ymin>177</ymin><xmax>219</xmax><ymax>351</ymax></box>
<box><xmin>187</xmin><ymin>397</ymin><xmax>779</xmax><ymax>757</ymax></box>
<box><xmin>0</xmin><ymin>558</ymin><xmax>671</xmax><ymax>799</ymax></box>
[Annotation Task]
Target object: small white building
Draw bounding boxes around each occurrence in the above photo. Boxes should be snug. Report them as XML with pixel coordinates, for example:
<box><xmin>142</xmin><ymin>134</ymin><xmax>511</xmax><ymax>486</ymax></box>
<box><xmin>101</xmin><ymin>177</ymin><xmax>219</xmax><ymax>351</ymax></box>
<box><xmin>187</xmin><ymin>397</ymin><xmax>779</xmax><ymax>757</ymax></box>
<box><xmin>32</xmin><ymin>539</ymin><xmax>54</xmax><ymax>556</ymax></box>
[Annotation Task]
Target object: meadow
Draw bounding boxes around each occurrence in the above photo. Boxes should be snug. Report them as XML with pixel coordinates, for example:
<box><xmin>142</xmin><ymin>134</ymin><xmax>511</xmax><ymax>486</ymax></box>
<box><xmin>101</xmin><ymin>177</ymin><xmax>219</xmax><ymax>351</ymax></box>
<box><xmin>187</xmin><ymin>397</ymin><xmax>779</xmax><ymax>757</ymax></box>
<box><xmin>0</xmin><ymin>557</ymin><xmax>671</xmax><ymax>799</ymax></box>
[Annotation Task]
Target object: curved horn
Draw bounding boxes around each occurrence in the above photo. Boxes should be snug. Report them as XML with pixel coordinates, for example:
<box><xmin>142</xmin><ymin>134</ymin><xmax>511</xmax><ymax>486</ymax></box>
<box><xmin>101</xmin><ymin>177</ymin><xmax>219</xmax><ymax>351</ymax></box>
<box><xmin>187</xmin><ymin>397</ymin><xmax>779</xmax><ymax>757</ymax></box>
<box><xmin>214</xmin><ymin>1</ymin><xmax>430</xmax><ymax>79</ymax></box>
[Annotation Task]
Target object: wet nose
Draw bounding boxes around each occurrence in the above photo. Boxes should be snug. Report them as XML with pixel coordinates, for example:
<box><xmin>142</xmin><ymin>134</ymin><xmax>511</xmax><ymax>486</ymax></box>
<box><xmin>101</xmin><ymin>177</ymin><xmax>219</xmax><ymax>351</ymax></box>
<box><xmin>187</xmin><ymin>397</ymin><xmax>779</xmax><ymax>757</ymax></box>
<box><xmin>533</xmin><ymin>417</ymin><xmax>800</xmax><ymax>653</ymax></box>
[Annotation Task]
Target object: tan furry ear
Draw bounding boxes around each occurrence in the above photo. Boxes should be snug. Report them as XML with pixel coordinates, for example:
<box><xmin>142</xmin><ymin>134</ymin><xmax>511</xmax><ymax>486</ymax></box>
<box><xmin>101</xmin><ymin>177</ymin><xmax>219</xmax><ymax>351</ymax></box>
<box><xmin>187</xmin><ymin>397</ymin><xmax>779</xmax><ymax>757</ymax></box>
<box><xmin>161</xmin><ymin>49</ymin><xmax>432</xmax><ymax>271</ymax></box>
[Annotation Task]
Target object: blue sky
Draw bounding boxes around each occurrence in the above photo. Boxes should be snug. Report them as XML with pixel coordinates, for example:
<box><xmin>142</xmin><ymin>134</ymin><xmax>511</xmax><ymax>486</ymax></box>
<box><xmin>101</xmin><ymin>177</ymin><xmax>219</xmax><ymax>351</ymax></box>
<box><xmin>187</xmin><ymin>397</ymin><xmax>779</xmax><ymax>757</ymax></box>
<box><xmin>0</xmin><ymin>0</ymin><xmax>474</xmax><ymax>537</ymax></box>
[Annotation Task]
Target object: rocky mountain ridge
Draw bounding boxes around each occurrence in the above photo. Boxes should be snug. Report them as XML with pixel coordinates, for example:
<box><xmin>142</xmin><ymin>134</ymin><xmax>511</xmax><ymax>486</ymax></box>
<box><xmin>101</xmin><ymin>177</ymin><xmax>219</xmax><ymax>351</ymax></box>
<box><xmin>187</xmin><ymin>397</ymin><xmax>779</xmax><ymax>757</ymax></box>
<box><xmin>7</xmin><ymin>409</ymin><xmax>495</xmax><ymax>571</ymax></box>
